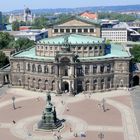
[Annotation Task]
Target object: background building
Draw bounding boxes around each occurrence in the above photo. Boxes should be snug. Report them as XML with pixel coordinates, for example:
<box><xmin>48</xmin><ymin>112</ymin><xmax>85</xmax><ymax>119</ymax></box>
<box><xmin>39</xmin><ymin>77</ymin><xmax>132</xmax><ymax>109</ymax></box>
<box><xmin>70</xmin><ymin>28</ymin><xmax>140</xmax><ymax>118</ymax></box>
<box><xmin>102</xmin><ymin>22</ymin><xmax>140</xmax><ymax>42</ymax></box>
<box><xmin>5</xmin><ymin>29</ymin><xmax>48</xmax><ymax>41</ymax></box>
<box><xmin>9</xmin><ymin>7</ymin><xmax>35</xmax><ymax>23</ymax></box>
<box><xmin>48</xmin><ymin>16</ymin><xmax>101</xmax><ymax>37</ymax></box>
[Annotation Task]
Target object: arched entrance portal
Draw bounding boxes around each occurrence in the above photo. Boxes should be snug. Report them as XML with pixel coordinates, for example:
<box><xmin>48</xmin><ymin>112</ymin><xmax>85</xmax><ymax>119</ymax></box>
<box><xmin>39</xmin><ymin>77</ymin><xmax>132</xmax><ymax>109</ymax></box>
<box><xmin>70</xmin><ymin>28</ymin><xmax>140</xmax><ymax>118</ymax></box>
<box><xmin>62</xmin><ymin>81</ymin><xmax>69</xmax><ymax>92</ymax></box>
<box><xmin>133</xmin><ymin>75</ymin><xmax>139</xmax><ymax>86</ymax></box>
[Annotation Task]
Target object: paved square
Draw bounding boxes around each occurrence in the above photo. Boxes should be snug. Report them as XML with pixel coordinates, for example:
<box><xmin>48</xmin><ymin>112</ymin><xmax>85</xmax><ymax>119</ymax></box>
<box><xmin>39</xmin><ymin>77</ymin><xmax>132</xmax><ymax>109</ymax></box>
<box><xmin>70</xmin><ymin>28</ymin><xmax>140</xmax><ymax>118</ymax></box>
<box><xmin>0</xmin><ymin>88</ymin><xmax>139</xmax><ymax>140</ymax></box>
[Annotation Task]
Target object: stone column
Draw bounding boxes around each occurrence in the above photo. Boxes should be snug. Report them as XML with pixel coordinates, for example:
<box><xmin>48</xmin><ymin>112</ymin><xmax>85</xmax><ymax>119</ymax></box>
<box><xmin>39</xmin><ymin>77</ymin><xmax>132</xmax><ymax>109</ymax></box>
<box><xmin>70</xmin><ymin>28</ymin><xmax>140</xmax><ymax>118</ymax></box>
<box><xmin>97</xmin><ymin>65</ymin><xmax>100</xmax><ymax>73</ymax></box>
<box><xmin>90</xmin><ymin>65</ymin><xmax>93</xmax><ymax>75</ymax></box>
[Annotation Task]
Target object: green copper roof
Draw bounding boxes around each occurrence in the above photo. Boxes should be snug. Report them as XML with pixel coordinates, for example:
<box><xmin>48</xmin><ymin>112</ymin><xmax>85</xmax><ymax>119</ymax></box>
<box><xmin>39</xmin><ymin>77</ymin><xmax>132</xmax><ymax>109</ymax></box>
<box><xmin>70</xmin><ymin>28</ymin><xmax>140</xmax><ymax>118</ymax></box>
<box><xmin>39</xmin><ymin>34</ymin><xmax>104</xmax><ymax>45</ymax></box>
<box><xmin>13</xmin><ymin>43</ymin><xmax>131</xmax><ymax>61</ymax></box>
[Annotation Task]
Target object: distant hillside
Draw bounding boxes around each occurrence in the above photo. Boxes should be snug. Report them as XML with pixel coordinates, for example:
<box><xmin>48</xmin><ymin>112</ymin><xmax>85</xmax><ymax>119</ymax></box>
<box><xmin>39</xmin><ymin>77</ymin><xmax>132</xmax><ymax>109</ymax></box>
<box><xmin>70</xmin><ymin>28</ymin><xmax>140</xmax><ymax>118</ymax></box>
<box><xmin>5</xmin><ymin>4</ymin><xmax>140</xmax><ymax>14</ymax></box>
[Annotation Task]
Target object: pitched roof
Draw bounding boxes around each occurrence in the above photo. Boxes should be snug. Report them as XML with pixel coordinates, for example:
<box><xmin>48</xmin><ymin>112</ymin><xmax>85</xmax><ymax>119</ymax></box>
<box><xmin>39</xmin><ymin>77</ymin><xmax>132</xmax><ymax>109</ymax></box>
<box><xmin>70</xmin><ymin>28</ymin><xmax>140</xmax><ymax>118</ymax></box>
<box><xmin>80</xmin><ymin>11</ymin><xmax>98</xmax><ymax>20</ymax></box>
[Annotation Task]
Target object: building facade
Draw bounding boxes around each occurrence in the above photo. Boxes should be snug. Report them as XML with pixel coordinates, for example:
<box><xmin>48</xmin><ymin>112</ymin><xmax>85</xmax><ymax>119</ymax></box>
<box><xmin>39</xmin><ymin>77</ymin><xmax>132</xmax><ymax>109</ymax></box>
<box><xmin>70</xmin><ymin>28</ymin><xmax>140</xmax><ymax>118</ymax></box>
<box><xmin>5</xmin><ymin>34</ymin><xmax>131</xmax><ymax>94</ymax></box>
<box><xmin>48</xmin><ymin>16</ymin><xmax>101</xmax><ymax>38</ymax></box>
<box><xmin>102</xmin><ymin>28</ymin><xmax>128</xmax><ymax>43</ymax></box>
<box><xmin>9</xmin><ymin>7</ymin><xmax>35</xmax><ymax>23</ymax></box>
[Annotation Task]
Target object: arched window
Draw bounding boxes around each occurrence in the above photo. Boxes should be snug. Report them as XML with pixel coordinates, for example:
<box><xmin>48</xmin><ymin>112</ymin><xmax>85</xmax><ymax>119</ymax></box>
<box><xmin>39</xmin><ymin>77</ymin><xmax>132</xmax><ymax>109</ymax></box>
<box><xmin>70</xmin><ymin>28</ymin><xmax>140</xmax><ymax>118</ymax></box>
<box><xmin>32</xmin><ymin>78</ymin><xmax>36</xmax><ymax>88</ymax></box>
<box><xmin>85</xmin><ymin>80</ymin><xmax>90</xmax><ymax>91</ymax></box>
<box><xmin>107</xmin><ymin>77</ymin><xmax>111</xmax><ymax>89</ymax></box>
<box><xmin>93</xmin><ymin>79</ymin><xmax>97</xmax><ymax>90</ymax></box>
<box><xmin>101</xmin><ymin>79</ymin><xmax>104</xmax><ymax>89</ymax></box>
<box><xmin>38</xmin><ymin>65</ymin><xmax>42</xmax><ymax>73</ymax></box>
<box><xmin>17</xmin><ymin>63</ymin><xmax>20</xmax><ymax>72</ymax></box>
<box><xmin>93</xmin><ymin>65</ymin><xmax>97</xmax><ymax>74</ymax></box>
<box><xmin>100</xmin><ymin>65</ymin><xmax>104</xmax><ymax>73</ymax></box>
<box><xmin>51</xmin><ymin>66</ymin><xmax>55</xmax><ymax>74</ymax></box>
<box><xmin>32</xmin><ymin>64</ymin><xmax>36</xmax><ymax>72</ymax></box>
<box><xmin>85</xmin><ymin>65</ymin><xmax>89</xmax><ymax>75</ymax></box>
<box><xmin>27</xmin><ymin>63</ymin><xmax>30</xmax><ymax>71</ymax></box>
<box><xmin>44</xmin><ymin>65</ymin><xmax>48</xmax><ymax>73</ymax></box>
<box><xmin>44</xmin><ymin>80</ymin><xmax>48</xmax><ymax>90</ymax></box>
<box><xmin>37</xmin><ymin>79</ymin><xmax>42</xmax><ymax>89</ymax></box>
<box><xmin>77</xmin><ymin>65</ymin><xmax>83</xmax><ymax>76</ymax></box>
<box><xmin>107</xmin><ymin>64</ymin><xmax>111</xmax><ymax>73</ymax></box>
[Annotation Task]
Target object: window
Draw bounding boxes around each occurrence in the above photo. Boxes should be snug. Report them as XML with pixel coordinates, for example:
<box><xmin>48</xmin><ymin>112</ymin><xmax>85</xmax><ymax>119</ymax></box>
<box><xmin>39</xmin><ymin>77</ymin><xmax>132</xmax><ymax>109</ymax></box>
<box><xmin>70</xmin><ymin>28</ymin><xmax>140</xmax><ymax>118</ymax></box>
<box><xmin>93</xmin><ymin>79</ymin><xmax>97</xmax><ymax>90</ymax></box>
<box><xmin>78</xmin><ymin>29</ymin><xmax>82</xmax><ymax>32</ymax></box>
<box><xmin>54</xmin><ymin>29</ymin><xmax>58</xmax><ymax>33</ymax></box>
<box><xmin>100</xmin><ymin>65</ymin><xmax>104</xmax><ymax>73</ymax></box>
<box><xmin>32</xmin><ymin>64</ymin><xmax>36</xmax><ymax>72</ymax></box>
<box><xmin>60</xmin><ymin>29</ymin><xmax>64</xmax><ymax>33</ymax></box>
<box><xmin>93</xmin><ymin>65</ymin><xmax>97</xmax><ymax>74</ymax></box>
<box><xmin>107</xmin><ymin>64</ymin><xmax>111</xmax><ymax>73</ymax></box>
<box><xmin>27</xmin><ymin>63</ymin><xmax>30</xmax><ymax>71</ymax></box>
<box><xmin>38</xmin><ymin>65</ymin><xmax>42</xmax><ymax>73</ymax></box>
<box><xmin>51</xmin><ymin>66</ymin><xmax>55</xmax><ymax>74</ymax></box>
<box><xmin>72</xmin><ymin>29</ymin><xmax>76</xmax><ymax>33</ymax></box>
<box><xmin>89</xmin><ymin>46</ymin><xmax>92</xmax><ymax>50</ymax></box>
<box><xmin>84</xmin><ymin>29</ymin><xmax>88</xmax><ymax>32</ymax></box>
<box><xmin>44</xmin><ymin>66</ymin><xmax>48</xmax><ymax>73</ymax></box>
<box><xmin>77</xmin><ymin>66</ymin><xmax>83</xmax><ymax>76</ymax></box>
<box><xmin>90</xmin><ymin>29</ymin><xmax>94</xmax><ymax>33</ymax></box>
<box><xmin>66</xmin><ymin>29</ymin><xmax>70</xmax><ymax>33</ymax></box>
<box><xmin>17</xmin><ymin>64</ymin><xmax>20</xmax><ymax>72</ymax></box>
<box><xmin>101</xmin><ymin>79</ymin><xmax>104</xmax><ymax>89</ymax></box>
<box><xmin>85</xmin><ymin>65</ymin><xmax>89</xmax><ymax>75</ymax></box>
<box><xmin>78</xmin><ymin>47</ymin><xmax>81</xmax><ymax>50</ymax></box>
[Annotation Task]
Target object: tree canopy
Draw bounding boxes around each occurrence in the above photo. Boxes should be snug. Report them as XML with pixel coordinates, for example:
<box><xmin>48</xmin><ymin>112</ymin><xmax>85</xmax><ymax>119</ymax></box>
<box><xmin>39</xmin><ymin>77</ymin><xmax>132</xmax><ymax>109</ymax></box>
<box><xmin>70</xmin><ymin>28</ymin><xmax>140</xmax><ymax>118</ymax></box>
<box><xmin>0</xmin><ymin>51</ymin><xmax>9</xmax><ymax>68</ymax></box>
<box><xmin>0</xmin><ymin>32</ymin><xmax>14</xmax><ymax>49</ymax></box>
<box><xmin>98</xmin><ymin>12</ymin><xmax>136</xmax><ymax>22</ymax></box>
<box><xmin>12</xmin><ymin>21</ymin><xmax>20</xmax><ymax>31</ymax></box>
<box><xmin>0</xmin><ymin>32</ymin><xmax>35</xmax><ymax>50</ymax></box>
<box><xmin>130</xmin><ymin>45</ymin><xmax>140</xmax><ymax>62</ymax></box>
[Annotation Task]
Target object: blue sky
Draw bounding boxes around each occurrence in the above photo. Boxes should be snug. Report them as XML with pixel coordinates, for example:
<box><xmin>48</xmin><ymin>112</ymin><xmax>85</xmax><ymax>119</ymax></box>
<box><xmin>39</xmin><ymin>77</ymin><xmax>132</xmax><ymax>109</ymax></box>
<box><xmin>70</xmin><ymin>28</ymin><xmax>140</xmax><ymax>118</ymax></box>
<box><xmin>0</xmin><ymin>0</ymin><xmax>140</xmax><ymax>12</ymax></box>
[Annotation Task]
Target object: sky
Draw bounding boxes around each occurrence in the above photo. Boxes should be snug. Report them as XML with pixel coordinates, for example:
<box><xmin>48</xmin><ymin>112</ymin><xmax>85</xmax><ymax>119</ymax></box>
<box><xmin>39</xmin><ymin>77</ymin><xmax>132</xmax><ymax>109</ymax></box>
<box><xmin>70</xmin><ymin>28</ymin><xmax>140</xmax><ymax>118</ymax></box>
<box><xmin>0</xmin><ymin>0</ymin><xmax>140</xmax><ymax>12</ymax></box>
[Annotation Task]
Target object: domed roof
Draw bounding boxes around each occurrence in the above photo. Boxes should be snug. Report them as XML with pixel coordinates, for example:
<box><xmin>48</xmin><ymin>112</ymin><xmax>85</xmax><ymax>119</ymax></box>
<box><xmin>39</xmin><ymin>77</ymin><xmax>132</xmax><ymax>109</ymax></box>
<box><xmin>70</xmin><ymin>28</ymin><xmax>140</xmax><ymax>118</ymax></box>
<box><xmin>25</xmin><ymin>8</ymin><xmax>31</xmax><ymax>14</ymax></box>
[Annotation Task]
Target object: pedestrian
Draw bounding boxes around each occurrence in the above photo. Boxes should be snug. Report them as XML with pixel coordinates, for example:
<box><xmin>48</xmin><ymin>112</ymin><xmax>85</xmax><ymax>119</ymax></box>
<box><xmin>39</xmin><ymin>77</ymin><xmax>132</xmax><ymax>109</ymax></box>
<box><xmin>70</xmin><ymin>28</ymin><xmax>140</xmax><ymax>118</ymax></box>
<box><xmin>12</xmin><ymin>120</ymin><xmax>16</xmax><ymax>124</ymax></box>
<box><xmin>73</xmin><ymin>132</ymin><xmax>78</xmax><ymax>137</ymax></box>
<box><xmin>66</xmin><ymin>106</ymin><xmax>69</xmax><ymax>111</ymax></box>
<box><xmin>61</xmin><ymin>100</ymin><xmax>64</xmax><ymax>105</ymax></box>
<box><xmin>70</xmin><ymin>127</ymin><xmax>73</xmax><ymax>132</ymax></box>
<box><xmin>36</xmin><ymin>97</ymin><xmax>40</xmax><ymax>101</ymax></box>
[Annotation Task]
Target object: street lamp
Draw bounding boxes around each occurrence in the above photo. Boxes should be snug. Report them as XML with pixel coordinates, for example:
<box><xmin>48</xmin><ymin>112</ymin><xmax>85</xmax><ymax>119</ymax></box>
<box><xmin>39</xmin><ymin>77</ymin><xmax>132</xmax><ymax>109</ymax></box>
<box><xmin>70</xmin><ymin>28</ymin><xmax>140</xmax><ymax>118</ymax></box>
<box><xmin>98</xmin><ymin>132</ymin><xmax>104</xmax><ymax>140</ymax></box>
<box><xmin>12</xmin><ymin>96</ymin><xmax>16</xmax><ymax>110</ymax></box>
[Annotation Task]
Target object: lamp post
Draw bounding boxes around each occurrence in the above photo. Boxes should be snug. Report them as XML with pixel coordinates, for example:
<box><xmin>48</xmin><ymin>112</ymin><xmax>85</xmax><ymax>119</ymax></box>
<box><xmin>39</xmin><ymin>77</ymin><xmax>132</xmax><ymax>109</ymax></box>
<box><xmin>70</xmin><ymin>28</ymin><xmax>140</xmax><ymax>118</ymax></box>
<box><xmin>12</xmin><ymin>96</ymin><xmax>16</xmax><ymax>110</ymax></box>
<box><xmin>98</xmin><ymin>132</ymin><xmax>104</xmax><ymax>140</ymax></box>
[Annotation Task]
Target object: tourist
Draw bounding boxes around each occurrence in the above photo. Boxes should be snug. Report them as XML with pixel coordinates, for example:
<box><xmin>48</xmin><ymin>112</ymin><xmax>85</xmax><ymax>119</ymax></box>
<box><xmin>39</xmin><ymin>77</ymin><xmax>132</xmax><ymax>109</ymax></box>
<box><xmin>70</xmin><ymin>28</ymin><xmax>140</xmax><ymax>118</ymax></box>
<box><xmin>12</xmin><ymin>120</ymin><xmax>16</xmax><ymax>124</ymax></box>
<box><xmin>70</xmin><ymin>127</ymin><xmax>73</xmax><ymax>132</ymax></box>
<box><xmin>66</xmin><ymin>106</ymin><xmax>69</xmax><ymax>111</ymax></box>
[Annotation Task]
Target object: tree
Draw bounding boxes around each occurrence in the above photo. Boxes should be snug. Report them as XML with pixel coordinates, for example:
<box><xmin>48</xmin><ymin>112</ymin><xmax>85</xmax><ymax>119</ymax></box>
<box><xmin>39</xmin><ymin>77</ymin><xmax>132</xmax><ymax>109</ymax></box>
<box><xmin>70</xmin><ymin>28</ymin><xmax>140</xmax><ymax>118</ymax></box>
<box><xmin>0</xmin><ymin>51</ymin><xmax>9</xmax><ymax>68</ymax></box>
<box><xmin>98</xmin><ymin>12</ymin><xmax>136</xmax><ymax>22</ymax></box>
<box><xmin>14</xmin><ymin>38</ymin><xmax>35</xmax><ymax>51</ymax></box>
<box><xmin>12</xmin><ymin>21</ymin><xmax>20</xmax><ymax>31</ymax></box>
<box><xmin>32</xmin><ymin>16</ymin><xmax>48</xmax><ymax>29</ymax></box>
<box><xmin>0</xmin><ymin>32</ymin><xmax>14</xmax><ymax>49</ymax></box>
<box><xmin>130</xmin><ymin>45</ymin><xmax>140</xmax><ymax>62</ymax></box>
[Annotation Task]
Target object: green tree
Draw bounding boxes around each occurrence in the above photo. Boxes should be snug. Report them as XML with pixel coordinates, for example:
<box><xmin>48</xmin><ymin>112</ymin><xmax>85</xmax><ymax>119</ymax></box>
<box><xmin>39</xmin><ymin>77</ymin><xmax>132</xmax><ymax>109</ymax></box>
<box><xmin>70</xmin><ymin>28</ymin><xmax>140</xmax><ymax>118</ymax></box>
<box><xmin>98</xmin><ymin>12</ymin><xmax>136</xmax><ymax>22</ymax></box>
<box><xmin>32</xmin><ymin>16</ymin><xmax>47</xmax><ymax>29</ymax></box>
<box><xmin>0</xmin><ymin>32</ymin><xmax>14</xmax><ymax>49</ymax></box>
<box><xmin>14</xmin><ymin>38</ymin><xmax>35</xmax><ymax>51</ymax></box>
<box><xmin>0</xmin><ymin>51</ymin><xmax>9</xmax><ymax>68</ymax></box>
<box><xmin>12</xmin><ymin>21</ymin><xmax>20</xmax><ymax>31</ymax></box>
<box><xmin>130</xmin><ymin>45</ymin><xmax>140</xmax><ymax>62</ymax></box>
